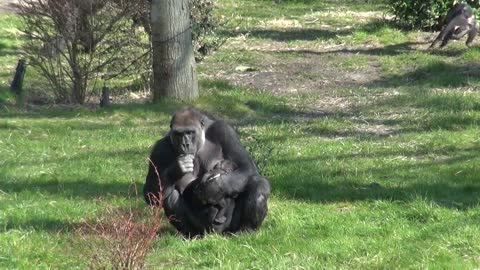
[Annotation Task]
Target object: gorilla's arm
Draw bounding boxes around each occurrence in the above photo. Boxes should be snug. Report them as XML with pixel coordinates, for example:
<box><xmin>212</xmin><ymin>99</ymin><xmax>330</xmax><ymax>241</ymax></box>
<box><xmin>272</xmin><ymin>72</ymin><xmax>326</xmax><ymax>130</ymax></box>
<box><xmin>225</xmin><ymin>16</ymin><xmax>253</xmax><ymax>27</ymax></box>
<box><xmin>144</xmin><ymin>138</ymin><xmax>206</xmax><ymax>234</ymax></box>
<box><xmin>430</xmin><ymin>15</ymin><xmax>470</xmax><ymax>48</ymax></box>
<box><xmin>206</xmin><ymin>121</ymin><xmax>259</xmax><ymax>197</ymax></box>
<box><xmin>466</xmin><ymin>24</ymin><xmax>478</xmax><ymax>47</ymax></box>
<box><xmin>440</xmin><ymin>16</ymin><xmax>470</xmax><ymax>47</ymax></box>
<box><xmin>143</xmin><ymin>138</ymin><xmax>177</xmax><ymax>204</ymax></box>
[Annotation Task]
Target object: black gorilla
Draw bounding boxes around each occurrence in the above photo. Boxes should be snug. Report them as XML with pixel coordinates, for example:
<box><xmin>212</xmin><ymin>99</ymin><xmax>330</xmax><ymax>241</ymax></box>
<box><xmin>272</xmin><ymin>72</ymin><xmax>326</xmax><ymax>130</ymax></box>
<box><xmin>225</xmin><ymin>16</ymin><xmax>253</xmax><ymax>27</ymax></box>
<box><xmin>143</xmin><ymin>106</ymin><xmax>271</xmax><ymax>237</ymax></box>
<box><xmin>194</xmin><ymin>160</ymin><xmax>237</xmax><ymax>226</ymax></box>
<box><xmin>430</xmin><ymin>1</ymin><xmax>478</xmax><ymax>48</ymax></box>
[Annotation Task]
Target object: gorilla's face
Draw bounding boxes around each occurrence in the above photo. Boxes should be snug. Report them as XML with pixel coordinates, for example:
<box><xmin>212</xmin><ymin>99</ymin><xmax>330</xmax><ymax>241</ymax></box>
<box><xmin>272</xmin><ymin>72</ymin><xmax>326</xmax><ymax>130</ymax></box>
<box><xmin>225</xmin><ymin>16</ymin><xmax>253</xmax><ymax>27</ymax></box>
<box><xmin>169</xmin><ymin>107</ymin><xmax>206</xmax><ymax>157</ymax></box>
<box><xmin>170</xmin><ymin>125</ymin><xmax>201</xmax><ymax>156</ymax></box>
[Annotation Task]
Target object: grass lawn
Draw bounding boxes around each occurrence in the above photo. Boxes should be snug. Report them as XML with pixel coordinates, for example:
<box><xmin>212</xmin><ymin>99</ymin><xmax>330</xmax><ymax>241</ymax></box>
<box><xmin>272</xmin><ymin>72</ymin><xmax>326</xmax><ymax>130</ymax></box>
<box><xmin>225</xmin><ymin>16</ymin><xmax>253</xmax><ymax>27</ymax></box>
<box><xmin>1</xmin><ymin>0</ymin><xmax>480</xmax><ymax>269</ymax></box>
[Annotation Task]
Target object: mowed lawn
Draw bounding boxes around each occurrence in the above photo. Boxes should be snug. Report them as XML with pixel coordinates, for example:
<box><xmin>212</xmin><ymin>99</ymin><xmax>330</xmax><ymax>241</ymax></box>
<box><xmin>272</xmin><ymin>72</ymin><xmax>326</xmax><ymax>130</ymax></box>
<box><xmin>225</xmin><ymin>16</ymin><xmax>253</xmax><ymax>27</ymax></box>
<box><xmin>1</xmin><ymin>0</ymin><xmax>480</xmax><ymax>269</ymax></box>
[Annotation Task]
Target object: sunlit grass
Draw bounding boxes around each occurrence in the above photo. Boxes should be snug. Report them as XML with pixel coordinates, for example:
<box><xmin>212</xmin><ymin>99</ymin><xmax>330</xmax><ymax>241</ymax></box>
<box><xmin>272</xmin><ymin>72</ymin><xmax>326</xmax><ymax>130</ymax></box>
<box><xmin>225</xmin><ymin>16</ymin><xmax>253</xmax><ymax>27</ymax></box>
<box><xmin>2</xmin><ymin>0</ymin><xmax>480</xmax><ymax>269</ymax></box>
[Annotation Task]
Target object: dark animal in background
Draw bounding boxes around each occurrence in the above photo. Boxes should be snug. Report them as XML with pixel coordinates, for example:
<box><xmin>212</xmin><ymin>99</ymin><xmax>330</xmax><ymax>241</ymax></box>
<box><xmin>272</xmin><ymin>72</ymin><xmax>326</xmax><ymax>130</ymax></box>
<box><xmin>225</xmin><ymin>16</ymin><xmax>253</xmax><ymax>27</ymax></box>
<box><xmin>143</xmin><ymin>106</ymin><xmax>271</xmax><ymax>237</ymax></box>
<box><xmin>430</xmin><ymin>1</ymin><xmax>479</xmax><ymax>48</ymax></box>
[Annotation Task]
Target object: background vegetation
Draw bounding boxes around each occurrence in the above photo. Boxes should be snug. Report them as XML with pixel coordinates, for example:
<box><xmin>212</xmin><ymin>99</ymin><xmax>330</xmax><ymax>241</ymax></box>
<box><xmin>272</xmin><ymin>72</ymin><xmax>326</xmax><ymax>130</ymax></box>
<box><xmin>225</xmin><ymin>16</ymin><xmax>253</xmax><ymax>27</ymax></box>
<box><xmin>1</xmin><ymin>0</ymin><xmax>480</xmax><ymax>269</ymax></box>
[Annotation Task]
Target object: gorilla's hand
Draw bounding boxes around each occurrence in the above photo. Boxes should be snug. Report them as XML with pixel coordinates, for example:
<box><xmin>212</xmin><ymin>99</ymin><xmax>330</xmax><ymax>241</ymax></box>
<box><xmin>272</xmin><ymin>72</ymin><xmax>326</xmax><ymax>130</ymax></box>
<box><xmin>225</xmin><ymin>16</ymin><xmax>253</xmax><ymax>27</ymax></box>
<box><xmin>178</xmin><ymin>154</ymin><xmax>194</xmax><ymax>174</ymax></box>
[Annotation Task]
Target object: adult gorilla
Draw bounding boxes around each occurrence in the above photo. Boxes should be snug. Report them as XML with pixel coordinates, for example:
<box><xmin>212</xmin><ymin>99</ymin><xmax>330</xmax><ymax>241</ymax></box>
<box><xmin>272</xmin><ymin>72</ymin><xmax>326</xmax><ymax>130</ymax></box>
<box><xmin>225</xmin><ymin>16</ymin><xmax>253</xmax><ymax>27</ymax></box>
<box><xmin>143</xmin><ymin>106</ymin><xmax>271</xmax><ymax>237</ymax></box>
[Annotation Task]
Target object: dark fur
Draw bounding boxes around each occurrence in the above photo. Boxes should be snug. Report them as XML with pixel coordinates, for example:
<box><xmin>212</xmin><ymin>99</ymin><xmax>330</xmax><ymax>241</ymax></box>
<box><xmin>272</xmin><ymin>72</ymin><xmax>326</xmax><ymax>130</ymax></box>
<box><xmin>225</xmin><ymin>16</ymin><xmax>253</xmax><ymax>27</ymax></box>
<box><xmin>195</xmin><ymin>160</ymin><xmax>237</xmax><ymax>226</ymax></box>
<box><xmin>430</xmin><ymin>2</ymin><xmax>479</xmax><ymax>48</ymax></box>
<box><xmin>144</xmin><ymin>106</ymin><xmax>271</xmax><ymax>237</ymax></box>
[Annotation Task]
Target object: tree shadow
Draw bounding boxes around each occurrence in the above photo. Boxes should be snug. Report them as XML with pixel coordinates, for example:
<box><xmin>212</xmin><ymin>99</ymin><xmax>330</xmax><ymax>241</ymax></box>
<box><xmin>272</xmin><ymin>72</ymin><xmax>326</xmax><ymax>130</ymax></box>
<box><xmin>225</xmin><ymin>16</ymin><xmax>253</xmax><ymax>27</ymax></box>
<box><xmin>272</xmin><ymin>41</ymin><xmax>427</xmax><ymax>58</ymax></box>
<box><xmin>0</xmin><ymin>101</ymin><xmax>176</xmax><ymax>119</ymax></box>
<box><xmin>0</xmin><ymin>176</ymin><xmax>135</xmax><ymax>199</ymax></box>
<box><xmin>235</xmin><ymin>28</ymin><xmax>353</xmax><ymax>42</ymax></box>
<box><xmin>3</xmin><ymin>217</ymin><xmax>82</xmax><ymax>233</ymax></box>
<box><xmin>2</xmin><ymin>207</ymin><xmax>177</xmax><ymax>237</ymax></box>
<box><xmin>0</xmin><ymin>80</ymin><xmax>295</xmax><ymax>120</ymax></box>
<box><xmin>0</xmin><ymin>119</ymin><xmax>124</xmax><ymax>131</ymax></box>
<box><xmin>369</xmin><ymin>61</ymin><xmax>480</xmax><ymax>89</ymax></box>
<box><xmin>272</xmin><ymin>145</ymin><xmax>480</xmax><ymax>210</ymax></box>
<box><xmin>0</xmin><ymin>39</ymin><xmax>20</xmax><ymax>57</ymax></box>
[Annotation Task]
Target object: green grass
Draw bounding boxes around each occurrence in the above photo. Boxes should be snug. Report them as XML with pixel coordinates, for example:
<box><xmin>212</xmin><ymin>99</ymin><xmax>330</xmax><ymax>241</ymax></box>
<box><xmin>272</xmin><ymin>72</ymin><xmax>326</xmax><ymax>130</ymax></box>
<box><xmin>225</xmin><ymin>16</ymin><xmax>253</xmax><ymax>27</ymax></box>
<box><xmin>2</xmin><ymin>0</ymin><xmax>480</xmax><ymax>269</ymax></box>
<box><xmin>0</xmin><ymin>13</ymin><xmax>22</xmax><ymax>103</ymax></box>
<box><xmin>2</xmin><ymin>84</ymin><xmax>480</xmax><ymax>268</ymax></box>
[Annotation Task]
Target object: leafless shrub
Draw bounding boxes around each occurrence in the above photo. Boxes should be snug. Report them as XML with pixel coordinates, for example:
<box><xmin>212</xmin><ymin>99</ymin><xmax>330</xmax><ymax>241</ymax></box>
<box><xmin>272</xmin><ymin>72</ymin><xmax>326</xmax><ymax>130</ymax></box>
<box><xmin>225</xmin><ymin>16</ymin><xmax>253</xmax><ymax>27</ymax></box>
<box><xmin>15</xmin><ymin>0</ymin><xmax>223</xmax><ymax>104</ymax></box>
<box><xmin>15</xmin><ymin>0</ymin><xmax>150</xmax><ymax>104</ymax></box>
<box><xmin>76</xmin><ymin>185</ymin><xmax>164</xmax><ymax>270</ymax></box>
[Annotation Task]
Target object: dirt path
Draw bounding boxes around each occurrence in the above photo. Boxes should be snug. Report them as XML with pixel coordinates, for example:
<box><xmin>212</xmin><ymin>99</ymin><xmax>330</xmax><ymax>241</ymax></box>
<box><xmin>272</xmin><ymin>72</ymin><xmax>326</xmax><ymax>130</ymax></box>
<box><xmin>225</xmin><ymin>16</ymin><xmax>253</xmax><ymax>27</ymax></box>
<box><xmin>201</xmin><ymin>34</ymin><xmax>430</xmax><ymax>98</ymax></box>
<box><xmin>198</xmin><ymin>12</ymin><xmax>435</xmax><ymax>99</ymax></box>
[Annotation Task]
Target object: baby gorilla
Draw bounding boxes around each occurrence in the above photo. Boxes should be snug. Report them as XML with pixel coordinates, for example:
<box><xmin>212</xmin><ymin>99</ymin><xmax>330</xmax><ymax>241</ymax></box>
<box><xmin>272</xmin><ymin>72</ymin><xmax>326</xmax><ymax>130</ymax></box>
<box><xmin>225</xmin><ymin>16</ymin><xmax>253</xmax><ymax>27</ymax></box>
<box><xmin>194</xmin><ymin>160</ymin><xmax>237</xmax><ymax>226</ymax></box>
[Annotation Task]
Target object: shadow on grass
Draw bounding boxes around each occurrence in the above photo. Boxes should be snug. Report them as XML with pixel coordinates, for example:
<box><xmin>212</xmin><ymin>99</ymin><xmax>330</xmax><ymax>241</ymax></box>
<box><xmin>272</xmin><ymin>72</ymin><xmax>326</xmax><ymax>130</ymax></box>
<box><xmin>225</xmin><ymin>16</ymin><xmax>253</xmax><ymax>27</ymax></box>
<box><xmin>231</xmin><ymin>28</ymin><xmax>353</xmax><ymax>42</ymax></box>
<box><xmin>0</xmin><ymin>79</ymin><xmax>307</xmax><ymax>124</ymax></box>
<box><xmin>272</xmin><ymin>145</ymin><xmax>480</xmax><ymax>209</ymax></box>
<box><xmin>272</xmin><ymin>41</ymin><xmax>427</xmax><ymax>58</ymax></box>
<box><xmin>0</xmin><ymin>98</ymin><xmax>188</xmax><ymax>120</ymax></box>
<box><xmin>0</xmin><ymin>119</ymin><xmax>123</xmax><ymax>131</ymax></box>
<box><xmin>219</xmin><ymin>14</ymin><xmax>394</xmax><ymax>41</ymax></box>
<box><xmin>272</xmin><ymin>42</ymin><xmax>478</xmax><ymax>88</ymax></box>
<box><xmin>371</xmin><ymin>61</ymin><xmax>480</xmax><ymax>88</ymax></box>
<box><xmin>0</xmin><ymin>176</ymin><xmax>135</xmax><ymax>199</ymax></box>
<box><xmin>0</xmin><ymin>47</ymin><xmax>19</xmax><ymax>57</ymax></box>
<box><xmin>3</xmin><ymin>217</ymin><xmax>83</xmax><ymax>233</ymax></box>
<box><xmin>2</xmin><ymin>207</ymin><xmax>176</xmax><ymax>236</ymax></box>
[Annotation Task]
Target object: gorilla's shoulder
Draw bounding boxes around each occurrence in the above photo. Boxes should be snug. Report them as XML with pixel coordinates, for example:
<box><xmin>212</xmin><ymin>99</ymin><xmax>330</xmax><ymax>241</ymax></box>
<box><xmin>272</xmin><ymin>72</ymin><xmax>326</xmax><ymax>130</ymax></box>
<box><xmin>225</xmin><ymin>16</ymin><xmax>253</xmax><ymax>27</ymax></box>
<box><xmin>207</xmin><ymin>119</ymin><xmax>235</xmax><ymax>134</ymax></box>
<box><xmin>149</xmin><ymin>136</ymin><xmax>174</xmax><ymax>158</ymax></box>
<box><xmin>151</xmin><ymin>136</ymin><xmax>171</xmax><ymax>149</ymax></box>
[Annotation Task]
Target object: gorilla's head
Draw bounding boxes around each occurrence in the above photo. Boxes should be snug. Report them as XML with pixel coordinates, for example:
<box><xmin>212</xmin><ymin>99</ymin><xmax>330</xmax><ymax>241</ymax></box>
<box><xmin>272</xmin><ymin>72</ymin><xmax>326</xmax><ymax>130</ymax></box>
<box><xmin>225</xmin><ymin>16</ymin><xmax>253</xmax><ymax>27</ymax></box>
<box><xmin>169</xmin><ymin>106</ymin><xmax>206</xmax><ymax>156</ymax></box>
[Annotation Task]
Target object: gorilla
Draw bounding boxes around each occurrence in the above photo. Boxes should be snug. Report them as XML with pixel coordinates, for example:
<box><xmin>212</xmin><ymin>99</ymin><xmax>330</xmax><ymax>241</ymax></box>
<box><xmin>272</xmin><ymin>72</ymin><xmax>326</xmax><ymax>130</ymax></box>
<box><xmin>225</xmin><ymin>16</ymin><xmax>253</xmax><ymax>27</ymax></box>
<box><xmin>143</xmin><ymin>106</ymin><xmax>271</xmax><ymax>237</ymax></box>
<box><xmin>194</xmin><ymin>160</ymin><xmax>237</xmax><ymax>226</ymax></box>
<box><xmin>430</xmin><ymin>1</ymin><xmax>479</xmax><ymax>48</ymax></box>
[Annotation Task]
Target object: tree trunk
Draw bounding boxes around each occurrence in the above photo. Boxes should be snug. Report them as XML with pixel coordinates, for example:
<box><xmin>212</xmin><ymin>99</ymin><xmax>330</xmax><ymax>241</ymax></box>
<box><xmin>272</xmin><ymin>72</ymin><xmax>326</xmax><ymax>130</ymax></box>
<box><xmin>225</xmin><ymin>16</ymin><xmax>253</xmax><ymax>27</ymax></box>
<box><xmin>151</xmin><ymin>0</ymin><xmax>198</xmax><ymax>101</ymax></box>
<box><xmin>71</xmin><ymin>43</ymin><xmax>85</xmax><ymax>104</ymax></box>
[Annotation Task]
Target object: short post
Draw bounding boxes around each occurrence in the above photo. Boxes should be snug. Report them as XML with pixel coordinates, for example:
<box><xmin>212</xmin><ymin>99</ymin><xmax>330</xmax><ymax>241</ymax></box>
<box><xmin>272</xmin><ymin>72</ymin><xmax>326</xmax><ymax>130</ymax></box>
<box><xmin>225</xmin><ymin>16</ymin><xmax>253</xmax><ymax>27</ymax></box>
<box><xmin>10</xmin><ymin>59</ymin><xmax>27</xmax><ymax>107</ymax></box>
<box><xmin>100</xmin><ymin>86</ymin><xmax>110</xmax><ymax>107</ymax></box>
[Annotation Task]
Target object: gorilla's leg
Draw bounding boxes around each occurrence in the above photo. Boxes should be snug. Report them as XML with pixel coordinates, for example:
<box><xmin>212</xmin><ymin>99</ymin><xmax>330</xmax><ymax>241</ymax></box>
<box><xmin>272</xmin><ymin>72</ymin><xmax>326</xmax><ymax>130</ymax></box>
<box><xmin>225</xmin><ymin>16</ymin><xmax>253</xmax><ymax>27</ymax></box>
<box><xmin>440</xmin><ymin>16</ymin><xmax>470</xmax><ymax>48</ymax></box>
<box><xmin>430</xmin><ymin>16</ymin><xmax>469</xmax><ymax>48</ymax></box>
<box><xmin>452</xmin><ymin>25</ymin><xmax>469</xmax><ymax>40</ymax></box>
<box><xmin>210</xmin><ymin>198</ymin><xmax>236</xmax><ymax>233</ymax></box>
<box><xmin>229</xmin><ymin>175</ymin><xmax>271</xmax><ymax>232</ymax></box>
<box><xmin>466</xmin><ymin>26</ymin><xmax>478</xmax><ymax>47</ymax></box>
<box><xmin>162</xmin><ymin>186</ymin><xmax>208</xmax><ymax>237</ymax></box>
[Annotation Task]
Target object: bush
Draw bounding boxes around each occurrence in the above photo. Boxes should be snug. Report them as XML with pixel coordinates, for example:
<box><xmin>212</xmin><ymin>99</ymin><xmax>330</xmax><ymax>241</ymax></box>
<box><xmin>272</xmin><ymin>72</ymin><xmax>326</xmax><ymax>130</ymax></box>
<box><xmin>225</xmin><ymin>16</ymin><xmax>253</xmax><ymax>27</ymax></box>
<box><xmin>16</xmin><ymin>0</ymin><xmax>222</xmax><ymax>104</ymax></box>
<box><xmin>16</xmin><ymin>0</ymin><xmax>150</xmax><ymax>104</ymax></box>
<box><xmin>388</xmin><ymin>0</ymin><xmax>480</xmax><ymax>30</ymax></box>
<box><xmin>190</xmin><ymin>0</ymin><xmax>225</xmax><ymax>61</ymax></box>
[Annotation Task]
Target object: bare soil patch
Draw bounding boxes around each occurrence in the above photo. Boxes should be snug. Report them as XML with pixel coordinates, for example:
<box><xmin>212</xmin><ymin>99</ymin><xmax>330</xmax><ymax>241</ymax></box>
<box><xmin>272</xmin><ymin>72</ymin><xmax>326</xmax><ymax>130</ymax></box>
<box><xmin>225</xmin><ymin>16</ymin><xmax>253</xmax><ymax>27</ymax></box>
<box><xmin>200</xmin><ymin>41</ymin><xmax>383</xmax><ymax>94</ymax></box>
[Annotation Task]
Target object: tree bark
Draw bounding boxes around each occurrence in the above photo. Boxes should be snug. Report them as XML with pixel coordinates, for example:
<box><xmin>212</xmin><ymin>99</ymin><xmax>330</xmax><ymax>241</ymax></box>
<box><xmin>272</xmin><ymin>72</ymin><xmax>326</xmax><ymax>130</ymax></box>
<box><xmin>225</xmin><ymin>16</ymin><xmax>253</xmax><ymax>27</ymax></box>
<box><xmin>151</xmin><ymin>0</ymin><xmax>198</xmax><ymax>101</ymax></box>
